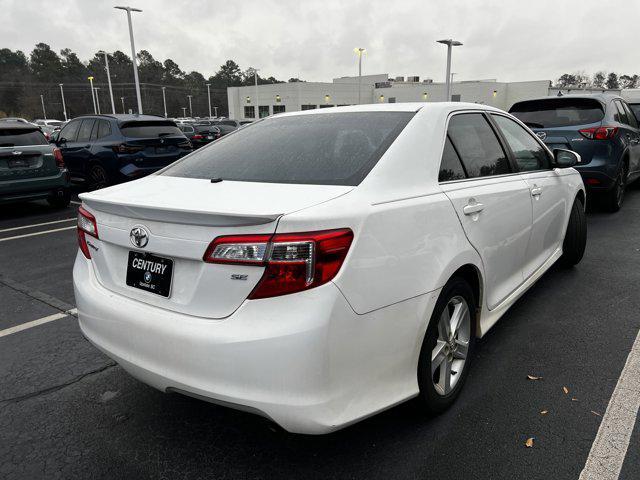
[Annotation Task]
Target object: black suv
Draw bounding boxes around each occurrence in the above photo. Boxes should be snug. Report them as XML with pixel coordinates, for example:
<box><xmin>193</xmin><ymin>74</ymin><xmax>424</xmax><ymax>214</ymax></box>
<box><xmin>52</xmin><ymin>114</ymin><xmax>192</xmax><ymax>190</ymax></box>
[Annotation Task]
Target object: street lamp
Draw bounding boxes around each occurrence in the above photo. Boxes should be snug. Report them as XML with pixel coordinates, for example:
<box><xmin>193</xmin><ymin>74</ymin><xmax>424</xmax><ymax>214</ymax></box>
<box><xmin>94</xmin><ymin>87</ymin><xmax>101</xmax><ymax>114</ymax></box>
<box><xmin>40</xmin><ymin>94</ymin><xmax>47</xmax><ymax>119</ymax></box>
<box><xmin>120</xmin><ymin>96</ymin><xmax>125</xmax><ymax>114</ymax></box>
<box><xmin>213</xmin><ymin>106</ymin><xmax>218</xmax><ymax>117</ymax></box>
<box><xmin>115</xmin><ymin>6</ymin><xmax>143</xmax><ymax>114</ymax></box>
<box><xmin>249</xmin><ymin>67</ymin><xmax>259</xmax><ymax>115</ymax></box>
<box><xmin>98</xmin><ymin>50</ymin><xmax>116</xmax><ymax>114</ymax></box>
<box><xmin>88</xmin><ymin>76</ymin><xmax>97</xmax><ymax>114</ymax></box>
<box><xmin>187</xmin><ymin>95</ymin><xmax>193</xmax><ymax>117</ymax></box>
<box><xmin>161</xmin><ymin>86</ymin><xmax>167</xmax><ymax>117</ymax></box>
<box><xmin>436</xmin><ymin>39</ymin><xmax>463</xmax><ymax>101</ymax></box>
<box><xmin>354</xmin><ymin>47</ymin><xmax>366</xmax><ymax>104</ymax></box>
<box><xmin>206</xmin><ymin>83</ymin><xmax>212</xmax><ymax>118</ymax></box>
<box><xmin>59</xmin><ymin>84</ymin><xmax>67</xmax><ymax>121</ymax></box>
<box><xmin>181</xmin><ymin>107</ymin><xmax>187</xmax><ymax>117</ymax></box>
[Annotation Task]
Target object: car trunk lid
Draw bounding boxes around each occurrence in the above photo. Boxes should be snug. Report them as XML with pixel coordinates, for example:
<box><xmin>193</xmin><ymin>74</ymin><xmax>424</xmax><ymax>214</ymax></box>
<box><xmin>0</xmin><ymin>146</ymin><xmax>58</xmax><ymax>181</ymax></box>
<box><xmin>79</xmin><ymin>175</ymin><xmax>352</xmax><ymax>318</ymax></box>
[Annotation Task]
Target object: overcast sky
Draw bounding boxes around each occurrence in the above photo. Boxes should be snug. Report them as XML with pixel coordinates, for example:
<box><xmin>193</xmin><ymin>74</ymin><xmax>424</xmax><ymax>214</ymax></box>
<box><xmin>2</xmin><ymin>0</ymin><xmax>639</xmax><ymax>83</ymax></box>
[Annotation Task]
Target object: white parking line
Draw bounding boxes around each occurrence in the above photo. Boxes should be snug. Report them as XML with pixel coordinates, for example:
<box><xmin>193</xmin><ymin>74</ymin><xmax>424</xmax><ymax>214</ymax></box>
<box><xmin>0</xmin><ymin>218</ymin><xmax>76</xmax><ymax>234</ymax></box>
<box><xmin>0</xmin><ymin>308</ymin><xmax>77</xmax><ymax>338</ymax></box>
<box><xmin>579</xmin><ymin>328</ymin><xmax>640</xmax><ymax>480</ymax></box>
<box><xmin>0</xmin><ymin>226</ymin><xmax>76</xmax><ymax>242</ymax></box>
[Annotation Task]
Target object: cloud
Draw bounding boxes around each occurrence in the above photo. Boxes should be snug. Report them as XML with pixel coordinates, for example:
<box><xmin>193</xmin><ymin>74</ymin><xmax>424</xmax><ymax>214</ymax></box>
<box><xmin>2</xmin><ymin>0</ymin><xmax>639</xmax><ymax>83</ymax></box>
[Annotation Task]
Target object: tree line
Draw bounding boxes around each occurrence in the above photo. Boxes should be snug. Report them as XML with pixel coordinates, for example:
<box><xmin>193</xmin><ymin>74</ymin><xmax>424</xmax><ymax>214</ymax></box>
<box><xmin>555</xmin><ymin>71</ymin><xmax>639</xmax><ymax>90</ymax></box>
<box><xmin>0</xmin><ymin>43</ymin><xmax>305</xmax><ymax>119</ymax></box>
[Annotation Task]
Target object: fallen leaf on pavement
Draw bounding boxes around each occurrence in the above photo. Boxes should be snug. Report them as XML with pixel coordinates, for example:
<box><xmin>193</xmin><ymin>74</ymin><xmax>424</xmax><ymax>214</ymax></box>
<box><xmin>571</xmin><ymin>398</ymin><xmax>579</xmax><ymax>402</ymax></box>
<box><xmin>591</xmin><ymin>411</ymin><xmax>602</xmax><ymax>417</ymax></box>
<box><xmin>527</xmin><ymin>375</ymin><xmax>543</xmax><ymax>380</ymax></box>
<box><xmin>540</xmin><ymin>410</ymin><xmax>548</xmax><ymax>415</ymax></box>
<box><xmin>525</xmin><ymin>438</ymin><xmax>534</xmax><ymax>448</ymax></box>
<box><xmin>563</xmin><ymin>386</ymin><xmax>569</xmax><ymax>394</ymax></box>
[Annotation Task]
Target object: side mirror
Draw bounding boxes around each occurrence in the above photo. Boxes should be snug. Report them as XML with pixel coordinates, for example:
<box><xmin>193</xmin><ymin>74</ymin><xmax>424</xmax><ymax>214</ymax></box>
<box><xmin>553</xmin><ymin>149</ymin><xmax>581</xmax><ymax>168</ymax></box>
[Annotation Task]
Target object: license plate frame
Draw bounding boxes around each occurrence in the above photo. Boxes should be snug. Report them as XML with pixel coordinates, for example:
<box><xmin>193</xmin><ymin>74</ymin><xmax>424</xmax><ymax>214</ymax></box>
<box><xmin>126</xmin><ymin>251</ymin><xmax>173</xmax><ymax>297</ymax></box>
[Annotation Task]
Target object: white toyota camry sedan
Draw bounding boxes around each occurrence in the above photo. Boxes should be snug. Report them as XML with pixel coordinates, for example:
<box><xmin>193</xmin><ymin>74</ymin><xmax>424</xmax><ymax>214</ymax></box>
<box><xmin>74</xmin><ymin>103</ymin><xmax>586</xmax><ymax>434</ymax></box>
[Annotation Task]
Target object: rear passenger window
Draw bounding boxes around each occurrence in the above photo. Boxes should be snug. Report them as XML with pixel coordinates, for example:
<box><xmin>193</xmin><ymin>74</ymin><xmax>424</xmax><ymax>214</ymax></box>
<box><xmin>97</xmin><ymin>120</ymin><xmax>111</xmax><ymax>138</ymax></box>
<box><xmin>613</xmin><ymin>101</ymin><xmax>629</xmax><ymax>125</ymax></box>
<box><xmin>77</xmin><ymin>119</ymin><xmax>95</xmax><ymax>142</ymax></box>
<box><xmin>439</xmin><ymin>137</ymin><xmax>466</xmax><ymax>182</ymax></box>
<box><xmin>492</xmin><ymin>115</ymin><xmax>550</xmax><ymax>171</ymax></box>
<box><xmin>447</xmin><ymin>113</ymin><xmax>510</xmax><ymax>178</ymax></box>
<box><xmin>621</xmin><ymin>102</ymin><xmax>639</xmax><ymax>129</ymax></box>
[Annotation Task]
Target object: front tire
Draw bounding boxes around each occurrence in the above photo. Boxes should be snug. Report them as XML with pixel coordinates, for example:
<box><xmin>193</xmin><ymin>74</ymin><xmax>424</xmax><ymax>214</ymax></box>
<box><xmin>560</xmin><ymin>196</ymin><xmax>587</xmax><ymax>267</ymax></box>
<box><xmin>417</xmin><ymin>277</ymin><xmax>476</xmax><ymax>414</ymax></box>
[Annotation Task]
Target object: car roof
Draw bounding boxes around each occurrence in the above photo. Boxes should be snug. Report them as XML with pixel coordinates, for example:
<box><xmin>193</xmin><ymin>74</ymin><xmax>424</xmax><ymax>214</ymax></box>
<box><xmin>72</xmin><ymin>114</ymin><xmax>173</xmax><ymax>125</ymax></box>
<box><xmin>0</xmin><ymin>120</ymin><xmax>41</xmax><ymax>130</ymax></box>
<box><xmin>511</xmin><ymin>93</ymin><xmax>621</xmax><ymax>105</ymax></box>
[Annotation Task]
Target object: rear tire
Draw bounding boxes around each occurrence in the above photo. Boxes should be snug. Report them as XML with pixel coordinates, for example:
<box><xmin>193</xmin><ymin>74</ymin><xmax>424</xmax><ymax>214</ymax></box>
<box><xmin>87</xmin><ymin>163</ymin><xmax>110</xmax><ymax>191</ymax></box>
<box><xmin>604</xmin><ymin>163</ymin><xmax>627</xmax><ymax>212</ymax></box>
<box><xmin>46</xmin><ymin>189</ymin><xmax>71</xmax><ymax>209</ymax></box>
<box><xmin>560</xmin><ymin>196</ymin><xmax>587</xmax><ymax>267</ymax></box>
<box><xmin>417</xmin><ymin>277</ymin><xmax>476</xmax><ymax>414</ymax></box>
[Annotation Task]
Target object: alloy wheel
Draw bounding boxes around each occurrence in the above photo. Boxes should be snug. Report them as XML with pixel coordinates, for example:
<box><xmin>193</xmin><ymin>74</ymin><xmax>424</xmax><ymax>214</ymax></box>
<box><xmin>89</xmin><ymin>166</ymin><xmax>108</xmax><ymax>191</ymax></box>
<box><xmin>431</xmin><ymin>295</ymin><xmax>471</xmax><ymax>396</ymax></box>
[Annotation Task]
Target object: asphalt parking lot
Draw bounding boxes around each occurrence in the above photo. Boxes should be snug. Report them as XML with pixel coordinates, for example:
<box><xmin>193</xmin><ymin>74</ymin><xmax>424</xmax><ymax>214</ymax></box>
<box><xmin>0</xmin><ymin>190</ymin><xmax>639</xmax><ymax>480</ymax></box>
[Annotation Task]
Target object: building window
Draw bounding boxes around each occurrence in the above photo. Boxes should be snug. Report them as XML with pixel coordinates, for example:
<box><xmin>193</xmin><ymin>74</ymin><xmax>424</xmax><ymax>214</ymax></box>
<box><xmin>301</xmin><ymin>105</ymin><xmax>317</xmax><ymax>110</ymax></box>
<box><xmin>259</xmin><ymin>106</ymin><xmax>270</xmax><ymax>118</ymax></box>
<box><xmin>388</xmin><ymin>97</ymin><xmax>396</xmax><ymax>103</ymax></box>
<box><xmin>319</xmin><ymin>104</ymin><xmax>334</xmax><ymax>108</ymax></box>
<box><xmin>451</xmin><ymin>94</ymin><xmax>462</xmax><ymax>102</ymax></box>
<box><xmin>244</xmin><ymin>106</ymin><xmax>255</xmax><ymax>118</ymax></box>
<box><xmin>273</xmin><ymin>105</ymin><xmax>286</xmax><ymax>114</ymax></box>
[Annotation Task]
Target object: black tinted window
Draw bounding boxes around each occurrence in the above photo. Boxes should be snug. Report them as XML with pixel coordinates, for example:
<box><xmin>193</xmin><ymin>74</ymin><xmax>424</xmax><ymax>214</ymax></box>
<box><xmin>97</xmin><ymin>120</ymin><xmax>112</xmax><ymax>138</ymax></box>
<box><xmin>628</xmin><ymin>104</ymin><xmax>640</xmax><ymax>124</ymax></box>
<box><xmin>613</xmin><ymin>101</ymin><xmax>629</xmax><ymax>125</ymax></box>
<box><xmin>447</xmin><ymin>113</ymin><xmax>510</xmax><ymax>178</ymax></box>
<box><xmin>621</xmin><ymin>102</ymin><xmax>638</xmax><ymax>129</ymax></box>
<box><xmin>59</xmin><ymin>120</ymin><xmax>80</xmax><ymax>142</ymax></box>
<box><xmin>218</xmin><ymin>121</ymin><xmax>238</xmax><ymax>127</ymax></box>
<box><xmin>77</xmin><ymin>119</ymin><xmax>95</xmax><ymax>142</ymax></box>
<box><xmin>120</xmin><ymin>121</ymin><xmax>182</xmax><ymax>138</ymax></box>
<box><xmin>439</xmin><ymin>137</ymin><xmax>466</xmax><ymax>182</ymax></box>
<box><xmin>0</xmin><ymin>128</ymin><xmax>47</xmax><ymax>146</ymax></box>
<box><xmin>510</xmin><ymin>98</ymin><xmax>605</xmax><ymax>128</ymax></box>
<box><xmin>179</xmin><ymin>125</ymin><xmax>194</xmax><ymax>133</ymax></box>
<box><xmin>162</xmin><ymin>112</ymin><xmax>414</xmax><ymax>186</ymax></box>
<box><xmin>492</xmin><ymin>115</ymin><xmax>550</xmax><ymax>171</ymax></box>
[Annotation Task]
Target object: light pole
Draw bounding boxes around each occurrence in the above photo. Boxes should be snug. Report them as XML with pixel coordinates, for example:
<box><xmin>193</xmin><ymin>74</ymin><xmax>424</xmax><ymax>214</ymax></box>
<box><xmin>59</xmin><ymin>84</ymin><xmax>67</xmax><ymax>121</ymax></box>
<box><xmin>161</xmin><ymin>86</ymin><xmax>167</xmax><ymax>117</ymax></box>
<box><xmin>115</xmin><ymin>6</ymin><xmax>143</xmax><ymax>114</ymax></box>
<box><xmin>181</xmin><ymin>107</ymin><xmax>187</xmax><ymax>117</ymax></box>
<box><xmin>40</xmin><ymin>94</ymin><xmax>47</xmax><ymax>119</ymax></box>
<box><xmin>98</xmin><ymin>50</ymin><xmax>116</xmax><ymax>114</ymax></box>
<box><xmin>206</xmin><ymin>83</ymin><xmax>212</xmax><ymax>118</ymax></box>
<box><xmin>94</xmin><ymin>87</ymin><xmax>101</xmax><ymax>114</ymax></box>
<box><xmin>249</xmin><ymin>67</ymin><xmax>259</xmax><ymax>117</ymax></box>
<box><xmin>213</xmin><ymin>106</ymin><xmax>218</xmax><ymax>117</ymax></box>
<box><xmin>436</xmin><ymin>39</ymin><xmax>463</xmax><ymax>101</ymax></box>
<box><xmin>88</xmin><ymin>76</ymin><xmax>97</xmax><ymax>114</ymax></box>
<box><xmin>354</xmin><ymin>47</ymin><xmax>366</xmax><ymax>104</ymax></box>
<box><xmin>187</xmin><ymin>95</ymin><xmax>193</xmax><ymax>117</ymax></box>
<box><xmin>120</xmin><ymin>96</ymin><xmax>125</xmax><ymax>113</ymax></box>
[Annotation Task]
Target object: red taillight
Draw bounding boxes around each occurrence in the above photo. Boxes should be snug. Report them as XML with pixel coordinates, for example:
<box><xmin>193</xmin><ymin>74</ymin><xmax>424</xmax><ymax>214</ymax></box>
<box><xmin>579</xmin><ymin>126</ymin><xmax>618</xmax><ymax>140</ymax></box>
<box><xmin>203</xmin><ymin>229</ymin><xmax>354</xmax><ymax>299</ymax></box>
<box><xmin>192</xmin><ymin>134</ymin><xmax>204</xmax><ymax>140</ymax></box>
<box><xmin>53</xmin><ymin>147</ymin><xmax>65</xmax><ymax>168</ymax></box>
<box><xmin>77</xmin><ymin>206</ymin><xmax>98</xmax><ymax>259</ymax></box>
<box><xmin>585</xmin><ymin>178</ymin><xmax>601</xmax><ymax>185</ymax></box>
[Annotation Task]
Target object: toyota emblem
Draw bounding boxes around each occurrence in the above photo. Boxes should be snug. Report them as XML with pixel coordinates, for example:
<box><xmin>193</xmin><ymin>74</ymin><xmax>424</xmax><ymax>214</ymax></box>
<box><xmin>130</xmin><ymin>226</ymin><xmax>149</xmax><ymax>248</ymax></box>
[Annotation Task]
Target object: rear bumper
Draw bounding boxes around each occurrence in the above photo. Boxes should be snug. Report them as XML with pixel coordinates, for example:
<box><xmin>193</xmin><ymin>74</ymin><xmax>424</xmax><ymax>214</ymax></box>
<box><xmin>73</xmin><ymin>253</ymin><xmax>436</xmax><ymax>434</ymax></box>
<box><xmin>574</xmin><ymin>159</ymin><xmax>618</xmax><ymax>191</ymax></box>
<box><xmin>0</xmin><ymin>169</ymin><xmax>70</xmax><ymax>203</ymax></box>
<box><xmin>117</xmin><ymin>151</ymin><xmax>191</xmax><ymax>180</ymax></box>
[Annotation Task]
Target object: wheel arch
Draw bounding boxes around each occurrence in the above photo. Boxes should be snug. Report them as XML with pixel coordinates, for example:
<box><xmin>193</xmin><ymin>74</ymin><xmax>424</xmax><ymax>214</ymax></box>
<box><xmin>449</xmin><ymin>264</ymin><xmax>484</xmax><ymax>337</ymax></box>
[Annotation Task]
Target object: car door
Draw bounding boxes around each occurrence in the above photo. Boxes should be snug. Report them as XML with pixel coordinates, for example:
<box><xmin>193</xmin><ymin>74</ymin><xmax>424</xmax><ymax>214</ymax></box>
<box><xmin>439</xmin><ymin>112</ymin><xmax>533</xmax><ymax>310</ymax></box>
<box><xmin>491</xmin><ymin>113</ymin><xmax>567</xmax><ymax>279</ymax></box>
<box><xmin>72</xmin><ymin>118</ymin><xmax>96</xmax><ymax>180</ymax></box>
<box><xmin>619</xmin><ymin>100</ymin><xmax>640</xmax><ymax>180</ymax></box>
<box><xmin>57</xmin><ymin>119</ymin><xmax>83</xmax><ymax>180</ymax></box>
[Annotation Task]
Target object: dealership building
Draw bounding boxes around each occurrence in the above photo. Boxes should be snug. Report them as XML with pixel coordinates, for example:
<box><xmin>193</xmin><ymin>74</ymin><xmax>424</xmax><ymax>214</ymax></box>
<box><xmin>227</xmin><ymin>73</ymin><xmax>619</xmax><ymax>120</ymax></box>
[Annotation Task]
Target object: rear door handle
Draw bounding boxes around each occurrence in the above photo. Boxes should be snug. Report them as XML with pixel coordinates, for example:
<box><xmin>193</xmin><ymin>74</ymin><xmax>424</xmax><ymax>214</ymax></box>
<box><xmin>531</xmin><ymin>187</ymin><xmax>542</xmax><ymax>197</ymax></box>
<box><xmin>463</xmin><ymin>203</ymin><xmax>485</xmax><ymax>215</ymax></box>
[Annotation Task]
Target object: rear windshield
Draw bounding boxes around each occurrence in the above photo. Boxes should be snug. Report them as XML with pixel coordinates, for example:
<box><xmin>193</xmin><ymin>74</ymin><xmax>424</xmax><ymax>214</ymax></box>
<box><xmin>194</xmin><ymin>125</ymin><xmax>217</xmax><ymax>133</ymax></box>
<box><xmin>0</xmin><ymin>128</ymin><xmax>47</xmax><ymax>147</ymax></box>
<box><xmin>509</xmin><ymin>98</ymin><xmax>605</xmax><ymax>128</ymax></box>
<box><xmin>217</xmin><ymin>121</ymin><xmax>237</xmax><ymax>127</ymax></box>
<box><xmin>162</xmin><ymin>112</ymin><xmax>414</xmax><ymax>186</ymax></box>
<box><xmin>119</xmin><ymin>121</ymin><xmax>183</xmax><ymax>138</ymax></box>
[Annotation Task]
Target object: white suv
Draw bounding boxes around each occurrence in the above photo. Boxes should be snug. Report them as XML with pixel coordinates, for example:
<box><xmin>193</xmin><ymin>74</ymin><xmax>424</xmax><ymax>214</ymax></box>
<box><xmin>74</xmin><ymin>103</ymin><xmax>586</xmax><ymax>434</ymax></box>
